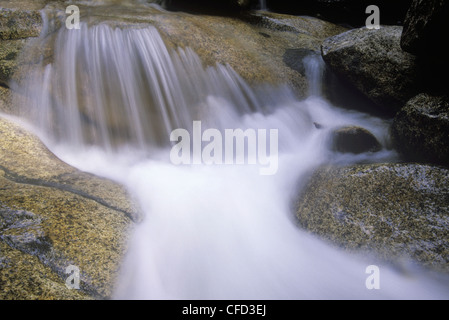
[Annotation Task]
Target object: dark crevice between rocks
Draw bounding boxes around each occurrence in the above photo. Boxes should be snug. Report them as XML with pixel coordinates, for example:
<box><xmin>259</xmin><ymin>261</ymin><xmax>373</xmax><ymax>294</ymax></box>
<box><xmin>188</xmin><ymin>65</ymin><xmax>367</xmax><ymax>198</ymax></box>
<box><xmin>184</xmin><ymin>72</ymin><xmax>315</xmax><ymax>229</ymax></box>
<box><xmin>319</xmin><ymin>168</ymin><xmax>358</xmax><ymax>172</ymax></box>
<box><xmin>0</xmin><ymin>164</ymin><xmax>136</xmax><ymax>223</ymax></box>
<box><xmin>414</xmin><ymin>57</ymin><xmax>449</xmax><ymax>97</ymax></box>
<box><xmin>154</xmin><ymin>0</ymin><xmax>253</xmax><ymax>16</ymax></box>
<box><xmin>266</xmin><ymin>0</ymin><xmax>412</xmax><ymax>27</ymax></box>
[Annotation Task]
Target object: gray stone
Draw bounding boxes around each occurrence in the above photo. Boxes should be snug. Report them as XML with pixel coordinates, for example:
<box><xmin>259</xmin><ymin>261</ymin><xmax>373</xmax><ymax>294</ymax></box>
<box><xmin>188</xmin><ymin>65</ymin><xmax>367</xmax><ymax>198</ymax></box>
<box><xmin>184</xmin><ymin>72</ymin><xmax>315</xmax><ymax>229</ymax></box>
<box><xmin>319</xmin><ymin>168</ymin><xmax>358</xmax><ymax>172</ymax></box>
<box><xmin>296</xmin><ymin>163</ymin><xmax>449</xmax><ymax>273</ymax></box>
<box><xmin>321</xmin><ymin>26</ymin><xmax>420</xmax><ymax>114</ymax></box>
<box><xmin>391</xmin><ymin>93</ymin><xmax>449</xmax><ymax>166</ymax></box>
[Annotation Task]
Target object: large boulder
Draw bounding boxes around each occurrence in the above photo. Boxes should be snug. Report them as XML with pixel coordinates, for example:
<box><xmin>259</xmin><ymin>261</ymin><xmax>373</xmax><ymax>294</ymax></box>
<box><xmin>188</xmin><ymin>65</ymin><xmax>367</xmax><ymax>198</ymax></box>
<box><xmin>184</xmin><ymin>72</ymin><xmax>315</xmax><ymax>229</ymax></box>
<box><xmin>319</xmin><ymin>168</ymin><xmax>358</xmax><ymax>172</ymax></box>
<box><xmin>0</xmin><ymin>116</ymin><xmax>139</xmax><ymax>299</ymax></box>
<box><xmin>296</xmin><ymin>163</ymin><xmax>449</xmax><ymax>273</ymax></box>
<box><xmin>321</xmin><ymin>26</ymin><xmax>420</xmax><ymax>115</ymax></box>
<box><xmin>391</xmin><ymin>93</ymin><xmax>449</xmax><ymax>167</ymax></box>
<box><xmin>401</xmin><ymin>0</ymin><xmax>449</xmax><ymax>61</ymax></box>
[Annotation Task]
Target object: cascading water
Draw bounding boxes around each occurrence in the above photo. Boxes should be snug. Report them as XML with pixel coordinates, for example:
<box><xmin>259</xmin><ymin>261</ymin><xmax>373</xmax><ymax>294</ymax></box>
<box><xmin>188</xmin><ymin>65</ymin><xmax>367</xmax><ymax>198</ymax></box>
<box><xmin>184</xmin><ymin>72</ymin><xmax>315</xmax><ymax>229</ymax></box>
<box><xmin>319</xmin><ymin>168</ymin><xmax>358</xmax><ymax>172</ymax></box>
<box><xmin>12</xmin><ymin>14</ymin><xmax>449</xmax><ymax>299</ymax></box>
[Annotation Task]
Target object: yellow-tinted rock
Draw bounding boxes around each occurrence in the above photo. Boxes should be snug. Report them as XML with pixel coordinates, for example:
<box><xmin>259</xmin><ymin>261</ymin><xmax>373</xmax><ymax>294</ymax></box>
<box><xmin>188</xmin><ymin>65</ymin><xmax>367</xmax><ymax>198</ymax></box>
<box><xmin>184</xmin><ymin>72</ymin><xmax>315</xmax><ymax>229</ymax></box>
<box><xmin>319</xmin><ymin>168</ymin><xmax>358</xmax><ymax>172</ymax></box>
<box><xmin>0</xmin><ymin>117</ymin><xmax>139</xmax><ymax>220</ymax></box>
<box><xmin>0</xmin><ymin>86</ymin><xmax>12</xmax><ymax>112</ymax></box>
<box><xmin>0</xmin><ymin>241</ymin><xmax>91</xmax><ymax>300</ymax></box>
<box><xmin>0</xmin><ymin>116</ymin><xmax>138</xmax><ymax>299</ymax></box>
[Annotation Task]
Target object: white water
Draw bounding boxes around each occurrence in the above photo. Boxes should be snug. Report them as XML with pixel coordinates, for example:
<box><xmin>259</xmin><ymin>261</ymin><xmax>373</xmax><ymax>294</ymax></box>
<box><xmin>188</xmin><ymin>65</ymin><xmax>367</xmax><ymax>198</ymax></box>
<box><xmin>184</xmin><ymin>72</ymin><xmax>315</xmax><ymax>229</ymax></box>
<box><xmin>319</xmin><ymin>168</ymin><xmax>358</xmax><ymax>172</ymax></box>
<box><xmin>13</xmin><ymin>21</ymin><xmax>449</xmax><ymax>299</ymax></box>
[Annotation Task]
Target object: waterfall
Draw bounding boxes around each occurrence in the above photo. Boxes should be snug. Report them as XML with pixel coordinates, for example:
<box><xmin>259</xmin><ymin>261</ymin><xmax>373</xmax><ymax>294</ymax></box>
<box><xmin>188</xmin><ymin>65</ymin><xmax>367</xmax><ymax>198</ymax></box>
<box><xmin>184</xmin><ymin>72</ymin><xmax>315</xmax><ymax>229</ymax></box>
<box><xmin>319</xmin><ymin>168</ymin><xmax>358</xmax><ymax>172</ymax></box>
<box><xmin>303</xmin><ymin>54</ymin><xmax>325</xmax><ymax>97</ymax></box>
<box><xmin>13</xmin><ymin>20</ymin><xmax>449</xmax><ymax>299</ymax></box>
<box><xmin>16</xmin><ymin>23</ymin><xmax>280</xmax><ymax>151</ymax></box>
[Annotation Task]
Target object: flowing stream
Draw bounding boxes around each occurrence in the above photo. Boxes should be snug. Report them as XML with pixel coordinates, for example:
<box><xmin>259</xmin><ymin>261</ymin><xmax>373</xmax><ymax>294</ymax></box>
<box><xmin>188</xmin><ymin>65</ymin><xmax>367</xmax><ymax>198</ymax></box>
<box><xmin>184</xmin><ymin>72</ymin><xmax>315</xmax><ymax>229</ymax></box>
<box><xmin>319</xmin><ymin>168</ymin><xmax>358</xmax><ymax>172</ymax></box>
<box><xmin>11</xmin><ymin>8</ymin><xmax>449</xmax><ymax>299</ymax></box>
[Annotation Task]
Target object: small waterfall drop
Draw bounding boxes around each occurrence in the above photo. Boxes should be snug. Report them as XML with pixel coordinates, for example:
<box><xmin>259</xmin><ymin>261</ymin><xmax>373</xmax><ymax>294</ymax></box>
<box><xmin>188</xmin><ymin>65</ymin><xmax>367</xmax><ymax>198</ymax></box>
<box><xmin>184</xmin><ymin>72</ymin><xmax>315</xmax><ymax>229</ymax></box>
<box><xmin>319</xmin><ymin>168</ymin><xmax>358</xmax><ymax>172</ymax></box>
<box><xmin>303</xmin><ymin>54</ymin><xmax>325</xmax><ymax>97</ymax></box>
<box><xmin>12</xmin><ymin>19</ymin><xmax>449</xmax><ymax>300</ymax></box>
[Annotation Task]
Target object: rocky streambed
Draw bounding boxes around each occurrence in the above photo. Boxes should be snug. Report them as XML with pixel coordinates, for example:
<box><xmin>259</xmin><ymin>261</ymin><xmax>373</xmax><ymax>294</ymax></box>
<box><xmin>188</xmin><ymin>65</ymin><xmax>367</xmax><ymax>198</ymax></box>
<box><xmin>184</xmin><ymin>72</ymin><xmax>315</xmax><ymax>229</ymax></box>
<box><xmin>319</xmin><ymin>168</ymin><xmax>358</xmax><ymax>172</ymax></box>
<box><xmin>1</xmin><ymin>0</ymin><xmax>448</xmax><ymax>299</ymax></box>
